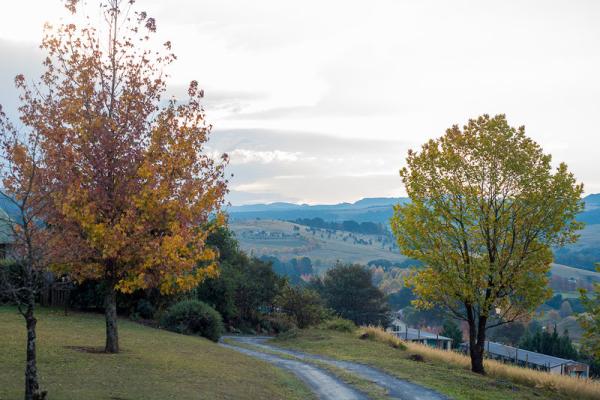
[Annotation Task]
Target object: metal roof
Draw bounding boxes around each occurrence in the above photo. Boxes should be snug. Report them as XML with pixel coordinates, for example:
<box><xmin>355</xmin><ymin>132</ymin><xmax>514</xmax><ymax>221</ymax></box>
<box><xmin>0</xmin><ymin>206</ymin><xmax>12</xmax><ymax>244</ymax></box>
<box><xmin>483</xmin><ymin>341</ymin><xmax>583</xmax><ymax>368</ymax></box>
<box><xmin>392</xmin><ymin>326</ymin><xmax>452</xmax><ymax>341</ymax></box>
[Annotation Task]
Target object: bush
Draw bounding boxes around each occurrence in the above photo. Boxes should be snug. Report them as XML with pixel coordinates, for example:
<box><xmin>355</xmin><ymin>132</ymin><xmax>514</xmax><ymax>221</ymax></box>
<box><xmin>261</xmin><ymin>312</ymin><xmax>297</xmax><ymax>334</ymax></box>
<box><xmin>275</xmin><ymin>285</ymin><xmax>327</xmax><ymax>329</ymax></box>
<box><xmin>321</xmin><ymin>317</ymin><xmax>356</xmax><ymax>332</ymax></box>
<box><xmin>135</xmin><ymin>299</ymin><xmax>155</xmax><ymax>319</ymax></box>
<box><xmin>275</xmin><ymin>327</ymin><xmax>300</xmax><ymax>341</ymax></box>
<box><xmin>160</xmin><ymin>300</ymin><xmax>224</xmax><ymax>342</ymax></box>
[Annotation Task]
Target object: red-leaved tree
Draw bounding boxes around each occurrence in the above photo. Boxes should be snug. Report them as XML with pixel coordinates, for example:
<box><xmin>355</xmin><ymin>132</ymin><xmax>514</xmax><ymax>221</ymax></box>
<box><xmin>15</xmin><ymin>0</ymin><xmax>228</xmax><ymax>353</ymax></box>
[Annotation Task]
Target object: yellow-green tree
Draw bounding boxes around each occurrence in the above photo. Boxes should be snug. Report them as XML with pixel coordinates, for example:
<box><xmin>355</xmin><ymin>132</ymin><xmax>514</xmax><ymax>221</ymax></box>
<box><xmin>15</xmin><ymin>0</ymin><xmax>228</xmax><ymax>353</ymax></box>
<box><xmin>391</xmin><ymin>114</ymin><xmax>583</xmax><ymax>374</ymax></box>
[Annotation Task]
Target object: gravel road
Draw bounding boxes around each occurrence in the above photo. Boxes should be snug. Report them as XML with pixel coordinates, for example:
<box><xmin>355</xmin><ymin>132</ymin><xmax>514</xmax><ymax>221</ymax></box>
<box><xmin>220</xmin><ymin>340</ymin><xmax>368</xmax><ymax>400</ymax></box>
<box><xmin>223</xmin><ymin>336</ymin><xmax>450</xmax><ymax>400</ymax></box>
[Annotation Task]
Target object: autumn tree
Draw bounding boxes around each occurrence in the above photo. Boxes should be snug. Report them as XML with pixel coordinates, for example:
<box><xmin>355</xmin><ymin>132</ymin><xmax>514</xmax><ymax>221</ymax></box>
<box><xmin>16</xmin><ymin>0</ymin><xmax>228</xmax><ymax>353</ymax></box>
<box><xmin>0</xmin><ymin>109</ymin><xmax>51</xmax><ymax>399</ymax></box>
<box><xmin>391</xmin><ymin>114</ymin><xmax>583</xmax><ymax>374</ymax></box>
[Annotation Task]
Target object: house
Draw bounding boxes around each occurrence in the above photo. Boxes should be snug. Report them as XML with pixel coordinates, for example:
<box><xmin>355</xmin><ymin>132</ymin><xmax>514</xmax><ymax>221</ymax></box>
<box><xmin>388</xmin><ymin>318</ymin><xmax>453</xmax><ymax>350</ymax></box>
<box><xmin>0</xmin><ymin>206</ymin><xmax>13</xmax><ymax>259</ymax></box>
<box><xmin>464</xmin><ymin>340</ymin><xmax>589</xmax><ymax>377</ymax></box>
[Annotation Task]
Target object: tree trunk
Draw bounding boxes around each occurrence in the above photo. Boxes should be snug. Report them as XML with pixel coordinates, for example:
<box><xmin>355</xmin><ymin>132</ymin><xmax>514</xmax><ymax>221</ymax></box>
<box><xmin>24</xmin><ymin>305</ymin><xmax>39</xmax><ymax>400</ymax></box>
<box><xmin>104</xmin><ymin>285</ymin><xmax>119</xmax><ymax>353</ymax></box>
<box><xmin>468</xmin><ymin>315</ymin><xmax>487</xmax><ymax>374</ymax></box>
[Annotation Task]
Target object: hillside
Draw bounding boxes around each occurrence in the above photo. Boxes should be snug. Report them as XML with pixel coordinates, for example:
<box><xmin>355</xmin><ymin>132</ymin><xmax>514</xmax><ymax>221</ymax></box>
<box><xmin>227</xmin><ymin>197</ymin><xmax>408</xmax><ymax>224</ymax></box>
<box><xmin>227</xmin><ymin>194</ymin><xmax>600</xmax><ymax>224</ymax></box>
<box><xmin>0</xmin><ymin>307</ymin><xmax>312</xmax><ymax>400</ymax></box>
<box><xmin>230</xmin><ymin>219</ymin><xmax>600</xmax><ymax>299</ymax></box>
<box><xmin>228</xmin><ymin>194</ymin><xmax>600</xmax><ymax>271</ymax></box>
<box><xmin>230</xmin><ymin>219</ymin><xmax>406</xmax><ymax>268</ymax></box>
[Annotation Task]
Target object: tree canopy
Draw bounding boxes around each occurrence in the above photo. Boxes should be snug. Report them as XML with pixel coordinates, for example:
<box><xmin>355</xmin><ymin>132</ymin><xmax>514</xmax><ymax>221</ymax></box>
<box><xmin>14</xmin><ymin>0</ymin><xmax>228</xmax><ymax>352</ymax></box>
<box><xmin>312</xmin><ymin>263</ymin><xmax>390</xmax><ymax>326</ymax></box>
<box><xmin>391</xmin><ymin>114</ymin><xmax>583</xmax><ymax>373</ymax></box>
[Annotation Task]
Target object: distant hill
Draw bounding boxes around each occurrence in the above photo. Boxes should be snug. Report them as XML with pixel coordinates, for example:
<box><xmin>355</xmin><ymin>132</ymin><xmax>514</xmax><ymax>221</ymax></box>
<box><xmin>228</xmin><ymin>194</ymin><xmax>599</xmax><ymax>225</ymax></box>
<box><xmin>227</xmin><ymin>197</ymin><xmax>409</xmax><ymax>223</ymax></box>
<box><xmin>228</xmin><ymin>194</ymin><xmax>600</xmax><ymax>271</ymax></box>
<box><xmin>578</xmin><ymin>194</ymin><xmax>600</xmax><ymax>224</ymax></box>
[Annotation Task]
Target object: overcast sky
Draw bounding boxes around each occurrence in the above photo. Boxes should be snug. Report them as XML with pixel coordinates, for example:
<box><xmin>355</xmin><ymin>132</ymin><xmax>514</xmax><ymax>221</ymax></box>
<box><xmin>1</xmin><ymin>0</ymin><xmax>599</xmax><ymax>205</ymax></box>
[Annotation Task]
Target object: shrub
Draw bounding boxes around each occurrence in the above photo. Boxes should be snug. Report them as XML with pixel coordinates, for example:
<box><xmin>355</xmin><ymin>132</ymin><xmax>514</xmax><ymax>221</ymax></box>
<box><xmin>262</xmin><ymin>312</ymin><xmax>297</xmax><ymax>334</ymax></box>
<box><xmin>275</xmin><ymin>285</ymin><xmax>327</xmax><ymax>329</ymax></box>
<box><xmin>276</xmin><ymin>327</ymin><xmax>300</xmax><ymax>341</ymax></box>
<box><xmin>135</xmin><ymin>299</ymin><xmax>155</xmax><ymax>319</ymax></box>
<box><xmin>160</xmin><ymin>300</ymin><xmax>224</xmax><ymax>342</ymax></box>
<box><xmin>321</xmin><ymin>317</ymin><xmax>356</xmax><ymax>332</ymax></box>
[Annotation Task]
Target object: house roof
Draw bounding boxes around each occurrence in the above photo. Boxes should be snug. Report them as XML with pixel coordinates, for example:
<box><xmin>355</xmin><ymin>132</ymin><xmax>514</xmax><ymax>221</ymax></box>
<box><xmin>483</xmin><ymin>341</ymin><xmax>585</xmax><ymax>369</ymax></box>
<box><xmin>0</xmin><ymin>206</ymin><xmax>12</xmax><ymax>244</ymax></box>
<box><xmin>391</xmin><ymin>320</ymin><xmax>452</xmax><ymax>342</ymax></box>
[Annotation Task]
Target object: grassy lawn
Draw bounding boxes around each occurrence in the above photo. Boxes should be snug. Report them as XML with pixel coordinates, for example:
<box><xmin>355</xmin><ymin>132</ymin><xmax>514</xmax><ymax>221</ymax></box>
<box><xmin>273</xmin><ymin>328</ymin><xmax>574</xmax><ymax>400</ymax></box>
<box><xmin>0</xmin><ymin>307</ymin><xmax>313</xmax><ymax>400</ymax></box>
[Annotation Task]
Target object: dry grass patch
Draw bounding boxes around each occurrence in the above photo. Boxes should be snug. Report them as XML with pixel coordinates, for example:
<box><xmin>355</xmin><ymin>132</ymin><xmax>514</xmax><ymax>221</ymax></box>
<box><xmin>359</xmin><ymin>326</ymin><xmax>600</xmax><ymax>400</ymax></box>
<box><xmin>358</xmin><ymin>325</ymin><xmax>407</xmax><ymax>349</ymax></box>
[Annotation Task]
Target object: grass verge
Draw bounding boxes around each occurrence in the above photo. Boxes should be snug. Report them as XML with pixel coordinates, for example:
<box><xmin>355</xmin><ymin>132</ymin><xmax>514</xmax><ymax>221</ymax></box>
<box><xmin>0</xmin><ymin>307</ymin><xmax>313</xmax><ymax>400</ymax></box>
<box><xmin>273</xmin><ymin>326</ymin><xmax>600</xmax><ymax>400</ymax></box>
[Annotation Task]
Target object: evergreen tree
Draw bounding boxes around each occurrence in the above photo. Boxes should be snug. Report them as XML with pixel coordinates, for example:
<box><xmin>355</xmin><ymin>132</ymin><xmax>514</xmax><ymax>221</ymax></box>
<box><xmin>520</xmin><ymin>325</ymin><xmax>578</xmax><ymax>360</ymax></box>
<box><xmin>441</xmin><ymin>320</ymin><xmax>464</xmax><ymax>349</ymax></box>
<box><xmin>312</xmin><ymin>263</ymin><xmax>390</xmax><ymax>326</ymax></box>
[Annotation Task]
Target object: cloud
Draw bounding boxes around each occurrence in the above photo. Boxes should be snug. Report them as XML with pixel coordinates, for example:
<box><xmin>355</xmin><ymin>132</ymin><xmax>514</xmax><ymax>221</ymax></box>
<box><xmin>228</xmin><ymin>149</ymin><xmax>307</xmax><ymax>165</ymax></box>
<box><xmin>2</xmin><ymin>1</ymin><xmax>600</xmax><ymax>203</ymax></box>
<box><xmin>229</xmin><ymin>173</ymin><xmax>403</xmax><ymax>205</ymax></box>
<box><xmin>0</xmin><ymin>39</ymin><xmax>43</xmax><ymax>119</ymax></box>
<box><xmin>226</xmin><ymin>190</ymin><xmax>301</xmax><ymax>205</ymax></box>
<box><xmin>206</xmin><ymin>128</ymin><xmax>408</xmax><ymax>204</ymax></box>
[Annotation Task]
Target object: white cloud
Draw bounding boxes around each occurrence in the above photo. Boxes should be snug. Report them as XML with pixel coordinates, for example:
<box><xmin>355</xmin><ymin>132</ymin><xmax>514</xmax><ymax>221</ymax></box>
<box><xmin>228</xmin><ymin>149</ymin><xmax>306</xmax><ymax>165</ymax></box>
<box><xmin>1</xmin><ymin>1</ymin><xmax>599</xmax><ymax>203</ymax></box>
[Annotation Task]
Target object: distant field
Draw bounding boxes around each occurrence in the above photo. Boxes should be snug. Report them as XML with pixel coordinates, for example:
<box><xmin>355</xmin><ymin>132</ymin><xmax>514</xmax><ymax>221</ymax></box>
<box><xmin>551</xmin><ymin>263</ymin><xmax>600</xmax><ymax>281</ymax></box>
<box><xmin>231</xmin><ymin>220</ymin><xmax>600</xmax><ymax>285</ymax></box>
<box><xmin>0</xmin><ymin>307</ymin><xmax>312</xmax><ymax>400</ymax></box>
<box><xmin>231</xmin><ymin>219</ymin><xmax>407</xmax><ymax>267</ymax></box>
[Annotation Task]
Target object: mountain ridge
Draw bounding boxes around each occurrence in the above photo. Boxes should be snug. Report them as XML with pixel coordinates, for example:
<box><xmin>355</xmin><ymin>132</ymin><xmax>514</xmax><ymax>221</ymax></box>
<box><xmin>227</xmin><ymin>194</ymin><xmax>600</xmax><ymax>225</ymax></box>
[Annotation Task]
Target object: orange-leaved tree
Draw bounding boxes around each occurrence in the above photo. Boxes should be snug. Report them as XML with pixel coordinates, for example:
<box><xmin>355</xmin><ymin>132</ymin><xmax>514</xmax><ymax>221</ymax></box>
<box><xmin>17</xmin><ymin>0</ymin><xmax>228</xmax><ymax>353</ymax></box>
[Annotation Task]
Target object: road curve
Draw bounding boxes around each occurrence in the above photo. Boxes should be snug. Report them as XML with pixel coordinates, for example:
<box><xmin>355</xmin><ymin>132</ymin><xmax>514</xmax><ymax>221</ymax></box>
<box><xmin>219</xmin><ymin>340</ymin><xmax>368</xmax><ymax>400</ymax></box>
<box><xmin>226</xmin><ymin>336</ymin><xmax>450</xmax><ymax>400</ymax></box>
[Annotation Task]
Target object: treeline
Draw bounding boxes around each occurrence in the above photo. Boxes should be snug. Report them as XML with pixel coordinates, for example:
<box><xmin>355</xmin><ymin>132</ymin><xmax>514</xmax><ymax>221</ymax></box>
<box><xmin>291</xmin><ymin>217</ymin><xmax>390</xmax><ymax>235</ymax></box>
<box><xmin>520</xmin><ymin>324</ymin><xmax>578</xmax><ymax>360</ymax></box>
<box><xmin>554</xmin><ymin>247</ymin><xmax>600</xmax><ymax>271</ymax></box>
<box><xmin>259</xmin><ymin>255</ymin><xmax>314</xmax><ymax>285</ymax></box>
<box><xmin>65</xmin><ymin>228</ymin><xmax>390</xmax><ymax>336</ymax></box>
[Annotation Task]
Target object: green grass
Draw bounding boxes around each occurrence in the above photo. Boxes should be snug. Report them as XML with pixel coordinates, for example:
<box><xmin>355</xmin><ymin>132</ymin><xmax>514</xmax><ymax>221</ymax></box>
<box><xmin>0</xmin><ymin>307</ymin><xmax>314</xmax><ymax>400</ymax></box>
<box><xmin>273</xmin><ymin>328</ymin><xmax>572</xmax><ymax>400</ymax></box>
